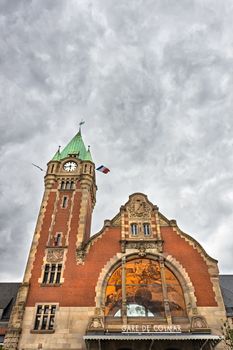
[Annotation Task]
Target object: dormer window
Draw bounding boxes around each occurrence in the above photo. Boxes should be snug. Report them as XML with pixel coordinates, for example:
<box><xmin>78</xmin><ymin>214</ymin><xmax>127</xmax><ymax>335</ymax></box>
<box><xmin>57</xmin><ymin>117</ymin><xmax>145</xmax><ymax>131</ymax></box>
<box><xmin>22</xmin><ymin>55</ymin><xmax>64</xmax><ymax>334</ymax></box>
<box><xmin>68</xmin><ymin>153</ymin><xmax>79</xmax><ymax>158</ymax></box>
<box><xmin>130</xmin><ymin>223</ymin><xmax>138</xmax><ymax>236</ymax></box>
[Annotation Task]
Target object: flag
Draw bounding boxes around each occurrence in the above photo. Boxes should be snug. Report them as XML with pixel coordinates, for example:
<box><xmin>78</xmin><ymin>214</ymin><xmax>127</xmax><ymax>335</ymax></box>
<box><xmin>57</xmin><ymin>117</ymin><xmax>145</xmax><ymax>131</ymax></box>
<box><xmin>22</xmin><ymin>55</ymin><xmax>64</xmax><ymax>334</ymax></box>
<box><xmin>96</xmin><ymin>165</ymin><xmax>110</xmax><ymax>174</ymax></box>
<box><xmin>32</xmin><ymin>163</ymin><xmax>45</xmax><ymax>172</ymax></box>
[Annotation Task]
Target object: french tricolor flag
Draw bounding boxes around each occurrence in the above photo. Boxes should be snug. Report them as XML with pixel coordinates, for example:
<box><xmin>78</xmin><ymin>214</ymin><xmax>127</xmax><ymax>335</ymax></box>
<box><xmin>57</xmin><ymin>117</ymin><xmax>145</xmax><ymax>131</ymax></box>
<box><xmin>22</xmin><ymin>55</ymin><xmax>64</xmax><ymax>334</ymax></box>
<box><xmin>96</xmin><ymin>165</ymin><xmax>110</xmax><ymax>174</ymax></box>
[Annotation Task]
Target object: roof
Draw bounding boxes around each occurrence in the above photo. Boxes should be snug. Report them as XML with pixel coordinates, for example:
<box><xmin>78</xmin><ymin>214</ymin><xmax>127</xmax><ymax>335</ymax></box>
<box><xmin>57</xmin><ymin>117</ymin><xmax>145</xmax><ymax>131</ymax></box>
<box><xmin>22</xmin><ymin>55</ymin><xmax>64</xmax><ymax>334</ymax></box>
<box><xmin>52</xmin><ymin>131</ymin><xmax>92</xmax><ymax>162</ymax></box>
<box><xmin>0</xmin><ymin>283</ymin><xmax>20</xmax><ymax>320</ymax></box>
<box><xmin>219</xmin><ymin>275</ymin><xmax>233</xmax><ymax>316</ymax></box>
<box><xmin>84</xmin><ymin>147</ymin><xmax>93</xmax><ymax>162</ymax></box>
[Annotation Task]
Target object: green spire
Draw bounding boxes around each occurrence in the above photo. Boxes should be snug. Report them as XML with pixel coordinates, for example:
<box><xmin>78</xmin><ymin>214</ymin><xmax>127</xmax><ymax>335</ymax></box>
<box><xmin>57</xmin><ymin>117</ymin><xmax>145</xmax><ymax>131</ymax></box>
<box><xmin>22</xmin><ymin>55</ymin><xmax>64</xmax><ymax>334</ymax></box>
<box><xmin>52</xmin><ymin>131</ymin><xmax>93</xmax><ymax>162</ymax></box>
<box><xmin>84</xmin><ymin>146</ymin><xmax>93</xmax><ymax>162</ymax></box>
<box><xmin>52</xmin><ymin>146</ymin><xmax>61</xmax><ymax>161</ymax></box>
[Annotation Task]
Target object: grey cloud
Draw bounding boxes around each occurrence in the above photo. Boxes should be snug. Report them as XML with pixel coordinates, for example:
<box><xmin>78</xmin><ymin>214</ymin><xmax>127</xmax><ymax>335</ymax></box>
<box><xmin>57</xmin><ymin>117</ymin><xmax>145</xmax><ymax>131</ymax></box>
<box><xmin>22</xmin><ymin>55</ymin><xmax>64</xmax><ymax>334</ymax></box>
<box><xmin>1</xmin><ymin>0</ymin><xmax>233</xmax><ymax>280</ymax></box>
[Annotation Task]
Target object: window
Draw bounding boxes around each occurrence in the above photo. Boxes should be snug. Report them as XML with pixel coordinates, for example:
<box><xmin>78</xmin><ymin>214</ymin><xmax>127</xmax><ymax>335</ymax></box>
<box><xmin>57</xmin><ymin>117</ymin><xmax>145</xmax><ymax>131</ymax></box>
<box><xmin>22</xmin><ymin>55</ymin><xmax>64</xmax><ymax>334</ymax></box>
<box><xmin>62</xmin><ymin>196</ymin><xmax>68</xmax><ymax>208</ymax></box>
<box><xmin>60</xmin><ymin>181</ymin><xmax>75</xmax><ymax>190</ymax></box>
<box><xmin>130</xmin><ymin>223</ymin><xmax>138</xmax><ymax>236</ymax></box>
<box><xmin>54</xmin><ymin>233</ymin><xmax>62</xmax><ymax>246</ymax></box>
<box><xmin>42</xmin><ymin>264</ymin><xmax>62</xmax><ymax>284</ymax></box>
<box><xmin>105</xmin><ymin>258</ymin><xmax>186</xmax><ymax>318</ymax></box>
<box><xmin>34</xmin><ymin>304</ymin><xmax>56</xmax><ymax>331</ymax></box>
<box><xmin>143</xmin><ymin>223</ymin><xmax>150</xmax><ymax>236</ymax></box>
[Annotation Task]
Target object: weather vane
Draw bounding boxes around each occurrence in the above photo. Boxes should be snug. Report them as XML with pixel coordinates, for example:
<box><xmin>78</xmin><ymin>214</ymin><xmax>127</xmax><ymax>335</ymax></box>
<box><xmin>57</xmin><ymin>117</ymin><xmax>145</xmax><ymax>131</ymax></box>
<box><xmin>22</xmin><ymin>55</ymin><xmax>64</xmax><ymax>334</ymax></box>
<box><xmin>79</xmin><ymin>120</ymin><xmax>85</xmax><ymax>132</ymax></box>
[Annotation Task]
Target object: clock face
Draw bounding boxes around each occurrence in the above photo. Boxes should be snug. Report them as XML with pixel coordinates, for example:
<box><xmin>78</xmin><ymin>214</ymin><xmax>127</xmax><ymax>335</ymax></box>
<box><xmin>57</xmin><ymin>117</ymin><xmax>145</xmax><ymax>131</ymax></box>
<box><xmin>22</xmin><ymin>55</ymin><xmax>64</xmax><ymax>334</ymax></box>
<box><xmin>63</xmin><ymin>161</ymin><xmax>77</xmax><ymax>172</ymax></box>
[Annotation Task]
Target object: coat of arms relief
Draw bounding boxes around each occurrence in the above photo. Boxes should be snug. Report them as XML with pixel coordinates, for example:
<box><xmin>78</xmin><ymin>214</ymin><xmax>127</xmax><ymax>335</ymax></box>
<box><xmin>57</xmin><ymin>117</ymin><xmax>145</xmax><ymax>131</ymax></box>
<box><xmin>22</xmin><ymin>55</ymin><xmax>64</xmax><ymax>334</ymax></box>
<box><xmin>126</xmin><ymin>195</ymin><xmax>152</xmax><ymax>220</ymax></box>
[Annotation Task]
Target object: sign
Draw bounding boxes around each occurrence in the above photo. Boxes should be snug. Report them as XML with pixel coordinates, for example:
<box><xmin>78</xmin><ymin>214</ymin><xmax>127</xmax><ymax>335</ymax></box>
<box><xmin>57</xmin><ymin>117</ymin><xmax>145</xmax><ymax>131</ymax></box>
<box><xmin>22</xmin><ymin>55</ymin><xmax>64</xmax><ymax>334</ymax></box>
<box><xmin>121</xmin><ymin>324</ymin><xmax>182</xmax><ymax>333</ymax></box>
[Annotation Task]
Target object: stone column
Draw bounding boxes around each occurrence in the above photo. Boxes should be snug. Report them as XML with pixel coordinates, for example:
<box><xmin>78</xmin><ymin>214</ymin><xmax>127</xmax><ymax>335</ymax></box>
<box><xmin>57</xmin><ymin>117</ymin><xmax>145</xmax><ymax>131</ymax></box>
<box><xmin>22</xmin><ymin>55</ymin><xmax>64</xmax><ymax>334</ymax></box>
<box><xmin>159</xmin><ymin>257</ymin><xmax>172</xmax><ymax>325</ymax></box>
<box><xmin>121</xmin><ymin>256</ymin><xmax>127</xmax><ymax>325</ymax></box>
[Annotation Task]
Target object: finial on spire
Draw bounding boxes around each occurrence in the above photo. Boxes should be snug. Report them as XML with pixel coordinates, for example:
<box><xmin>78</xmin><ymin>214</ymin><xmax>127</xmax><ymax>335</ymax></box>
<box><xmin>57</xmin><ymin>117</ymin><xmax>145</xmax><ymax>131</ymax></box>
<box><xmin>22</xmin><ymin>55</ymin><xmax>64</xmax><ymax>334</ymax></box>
<box><xmin>88</xmin><ymin>145</ymin><xmax>90</xmax><ymax>151</ymax></box>
<box><xmin>58</xmin><ymin>145</ymin><xmax>61</xmax><ymax>153</ymax></box>
<box><xmin>79</xmin><ymin>120</ymin><xmax>85</xmax><ymax>133</ymax></box>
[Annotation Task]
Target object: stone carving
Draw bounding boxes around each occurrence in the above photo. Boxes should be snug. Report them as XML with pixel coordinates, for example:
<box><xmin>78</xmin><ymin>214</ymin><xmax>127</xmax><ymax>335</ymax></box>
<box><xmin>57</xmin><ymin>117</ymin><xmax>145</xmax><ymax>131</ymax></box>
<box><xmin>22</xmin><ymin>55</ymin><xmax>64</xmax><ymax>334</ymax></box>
<box><xmin>47</xmin><ymin>248</ymin><xmax>64</xmax><ymax>263</ymax></box>
<box><xmin>121</xmin><ymin>240</ymin><xmax>163</xmax><ymax>254</ymax></box>
<box><xmin>111</xmin><ymin>214</ymin><xmax>121</xmax><ymax>227</ymax></box>
<box><xmin>76</xmin><ymin>246</ymin><xmax>87</xmax><ymax>264</ymax></box>
<box><xmin>127</xmin><ymin>196</ymin><xmax>152</xmax><ymax>219</ymax></box>
<box><xmin>138</xmin><ymin>244</ymin><xmax>146</xmax><ymax>257</ymax></box>
<box><xmin>191</xmin><ymin>316</ymin><xmax>208</xmax><ymax>329</ymax></box>
<box><xmin>87</xmin><ymin>316</ymin><xmax>104</xmax><ymax>331</ymax></box>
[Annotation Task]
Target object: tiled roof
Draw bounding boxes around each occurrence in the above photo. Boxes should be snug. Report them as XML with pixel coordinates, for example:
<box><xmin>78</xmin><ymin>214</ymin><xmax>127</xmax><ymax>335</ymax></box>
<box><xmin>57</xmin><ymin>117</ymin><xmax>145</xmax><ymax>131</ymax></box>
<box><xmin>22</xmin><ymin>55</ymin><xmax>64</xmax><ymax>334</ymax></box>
<box><xmin>0</xmin><ymin>283</ymin><xmax>20</xmax><ymax>320</ymax></box>
<box><xmin>219</xmin><ymin>275</ymin><xmax>233</xmax><ymax>316</ymax></box>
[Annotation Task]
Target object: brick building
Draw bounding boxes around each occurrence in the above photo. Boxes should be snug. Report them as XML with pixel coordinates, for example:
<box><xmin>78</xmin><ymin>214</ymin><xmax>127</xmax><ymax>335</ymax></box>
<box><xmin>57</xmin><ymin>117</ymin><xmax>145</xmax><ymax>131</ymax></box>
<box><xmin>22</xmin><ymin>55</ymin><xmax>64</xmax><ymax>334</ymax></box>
<box><xmin>3</xmin><ymin>130</ymin><xmax>232</xmax><ymax>350</ymax></box>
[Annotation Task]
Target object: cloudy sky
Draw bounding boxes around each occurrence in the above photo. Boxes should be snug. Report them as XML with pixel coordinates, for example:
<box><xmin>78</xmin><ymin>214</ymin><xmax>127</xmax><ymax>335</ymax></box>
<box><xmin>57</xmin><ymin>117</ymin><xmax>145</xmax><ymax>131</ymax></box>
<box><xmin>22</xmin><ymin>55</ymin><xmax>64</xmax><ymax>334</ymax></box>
<box><xmin>0</xmin><ymin>0</ymin><xmax>233</xmax><ymax>281</ymax></box>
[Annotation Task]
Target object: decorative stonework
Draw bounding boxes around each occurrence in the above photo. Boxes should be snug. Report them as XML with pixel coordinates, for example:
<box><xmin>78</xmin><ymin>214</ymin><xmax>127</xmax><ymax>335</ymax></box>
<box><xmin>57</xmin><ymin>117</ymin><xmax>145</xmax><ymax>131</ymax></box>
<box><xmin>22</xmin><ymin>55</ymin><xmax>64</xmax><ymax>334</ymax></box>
<box><xmin>127</xmin><ymin>194</ymin><xmax>152</xmax><ymax>219</ymax></box>
<box><xmin>121</xmin><ymin>240</ymin><xmax>164</xmax><ymax>254</ymax></box>
<box><xmin>87</xmin><ymin>316</ymin><xmax>104</xmax><ymax>332</ymax></box>
<box><xmin>4</xmin><ymin>283</ymin><xmax>29</xmax><ymax>350</ymax></box>
<box><xmin>191</xmin><ymin>316</ymin><xmax>209</xmax><ymax>331</ymax></box>
<box><xmin>76</xmin><ymin>246</ymin><xmax>87</xmax><ymax>264</ymax></box>
<box><xmin>47</xmin><ymin>248</ymin><xmax>64</xmax><ymax>263</ymax></box>
<box><xmin>111</xmin><ymin>213</ymin><xmax>121</xmax><ymax>227</ymax></box>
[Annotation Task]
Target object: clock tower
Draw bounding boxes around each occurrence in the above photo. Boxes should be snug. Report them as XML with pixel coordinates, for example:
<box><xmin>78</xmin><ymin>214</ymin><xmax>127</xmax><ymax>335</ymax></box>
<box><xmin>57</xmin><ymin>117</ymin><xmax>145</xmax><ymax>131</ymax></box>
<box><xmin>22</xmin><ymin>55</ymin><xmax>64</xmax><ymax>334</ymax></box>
<box><xmin>4</xmin><ymin>129</ymin><xmax>97</xmax><ymax>350</ymax></box>
<box><xmin>45</xmin><ymin>129</ymin><xmax>97</xmax><ymax>248</ymax></box>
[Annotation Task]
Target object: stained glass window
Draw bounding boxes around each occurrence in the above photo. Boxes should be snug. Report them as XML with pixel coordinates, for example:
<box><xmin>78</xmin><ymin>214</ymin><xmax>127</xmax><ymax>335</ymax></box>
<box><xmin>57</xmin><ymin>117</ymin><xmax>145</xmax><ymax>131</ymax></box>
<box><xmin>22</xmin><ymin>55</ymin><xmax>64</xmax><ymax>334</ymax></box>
<box><xmin>105</xmin><ymin>258</ymin><xmax>186</xmax><ymax>318</ymax></box>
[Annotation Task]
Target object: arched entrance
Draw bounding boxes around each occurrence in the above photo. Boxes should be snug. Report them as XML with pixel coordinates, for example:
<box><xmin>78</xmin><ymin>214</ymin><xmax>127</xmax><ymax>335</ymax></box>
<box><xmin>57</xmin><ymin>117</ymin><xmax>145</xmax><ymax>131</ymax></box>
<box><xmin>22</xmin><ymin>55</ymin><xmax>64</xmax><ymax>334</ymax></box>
<box><xmin>104</xmin><ymin>257</ymin><xmax>187</xmax><ymax>319</ymax></box>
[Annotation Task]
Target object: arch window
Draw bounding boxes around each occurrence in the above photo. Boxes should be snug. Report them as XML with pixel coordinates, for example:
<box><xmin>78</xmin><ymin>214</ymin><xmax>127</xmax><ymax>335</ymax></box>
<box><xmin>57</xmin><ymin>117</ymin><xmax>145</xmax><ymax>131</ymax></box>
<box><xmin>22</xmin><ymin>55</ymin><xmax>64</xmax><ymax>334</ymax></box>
<box><xmin>105</xmin><ymin>258</ymin><xmax>186</xmax><ymax>319</ymax></box>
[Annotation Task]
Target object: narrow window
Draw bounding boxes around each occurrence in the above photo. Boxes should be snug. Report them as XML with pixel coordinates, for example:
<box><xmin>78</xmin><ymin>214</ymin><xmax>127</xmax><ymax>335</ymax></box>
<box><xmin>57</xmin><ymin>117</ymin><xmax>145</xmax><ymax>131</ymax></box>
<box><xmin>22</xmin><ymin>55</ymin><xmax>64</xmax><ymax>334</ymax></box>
<box><xmin>84</xmin><ymin>164</ymin><xmax>87</xmax><ymax>173</ymax></box>
<box><xmin>34</xmin><ymin>305</ymin><xmax>43</xmax><ymax>330</ymax></box>
<box><xmin>65</xmin><ymin>181</ymin><xmax>70</xmax><ymax>189</ymax></box>
<box><xmin>42</xmin><ymin>264</ymin><xmax>50</xmax><ymax>284</ymax></box>
<box><xmin>143</xmin><ymin>223</ymin><xmax>150</xmax><ymax>236</ymax></box>
<box><xmin>54</xmin><ymin>233</ymin><xmax>62</xmax><ymax>246</ymax></box>
<box><xmin>89</xmin><ymin>166</ymin><xmax>92</xmax><ymax>174</ymax></box>
<box><xmin>131</xmin><ymin>223</ymin><xmax>138</xmax><ymax>236</ymax></box>
<box><xmin>61</xmin><ymin>181</ymin><xmax>65</xmax><ymax>190</ymax></box>
<box><xmin>51</xmin><ymin>164</ymin><xmax>54</xmax><ymax>173</ymax></box>
<box><xmin>55</xmin><ymin>264</ymin><xmax>62</xmax><ymax>284</ymax></box>
<box><xmin>49</xmin><ymin>264</ymin><xmax>56</xmax><ymax>283</ymax></box>
<box><xmin>62</xmin><ymin>196</ymin><xmax>68</xmax><ymax>208</ymax></box>
<box><xmin>70</xmin><ymin>181</ymin><xmax>74</xmax><ymax>189</ymax></box>
<box><xmin>34</xmin><ymin>305</ymin><xmax>57</xmax><ymax>331</ymax></box>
